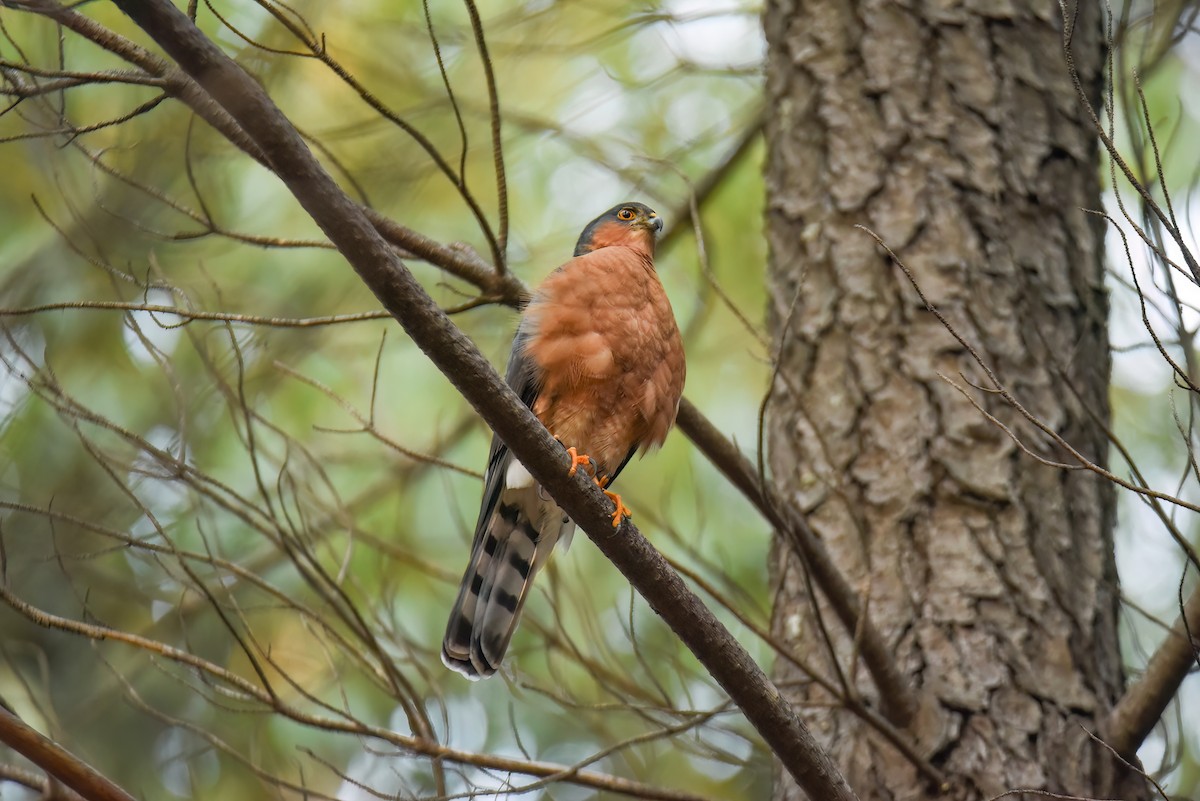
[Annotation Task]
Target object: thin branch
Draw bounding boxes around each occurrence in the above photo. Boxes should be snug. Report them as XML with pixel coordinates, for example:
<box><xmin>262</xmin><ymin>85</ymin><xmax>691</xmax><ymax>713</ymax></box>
<box><xmin>421</xmin><ymin>0</ymin><xmax>469</xmax><ymax>180</ymax></box>
<box><xmin>0</xmin><ymin>300</ymin><xmax>389</xmax><ymax>327</ymax></box>
<box><xmin>1059</xmin><ymin>0</ymin><xmax>1200</xmax><ymax>284</ymax></box>
<box><xmin>862</xmin><ymin>224</ymin><xmax>1200</xmax><ymax>517</ymax></box>
<box><xmin>1106</xmin><ymin>582</ymin><xmax>1200</xmax><ymax>758</ymax></box>
<box><xmin>9</xmin><ymin>0</ymin><xmax>522</xmax><ymax>301</ymax></box>
<box><xmin>657</xmin><ymin>109</ymin><xmax>764</xmax><ymax>256</ymax></box>
<box><xmin>463</xmin><ymin>0</ymin><xmax>509</xmax><ymax>266</ymax></box>
<box><xmin>245</xmin><ymin>0</ymin><xmax>507</xmax><ymax>273</ymax></box>
<box><xmin>0</xmin><ymin>762</ymin><xmax>85</xmax><ymax>800</ymax></box>
<box><xmin>675</xmin><ymin>400</ymin><xmax>916</xmax><ymax>728</ymax></box>
<box><xmin>0</xmin><ymin>706</ymin><xmax>135</xmax><ymax>801</ymax></box>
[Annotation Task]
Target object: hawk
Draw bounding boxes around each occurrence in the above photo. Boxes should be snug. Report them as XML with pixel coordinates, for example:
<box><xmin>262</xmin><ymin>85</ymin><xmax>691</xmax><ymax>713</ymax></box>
<box><xmin>442</xmin><ymin>202</ymin><xmax>686</xmax><ymax>679</ymax></box>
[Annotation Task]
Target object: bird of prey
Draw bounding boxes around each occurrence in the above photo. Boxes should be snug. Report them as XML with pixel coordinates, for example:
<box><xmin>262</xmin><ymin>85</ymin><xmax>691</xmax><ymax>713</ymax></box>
<box><xmin>442</xmin><ymin>201</ymin><xmax>686</xmax><ymax>679</ymax></box>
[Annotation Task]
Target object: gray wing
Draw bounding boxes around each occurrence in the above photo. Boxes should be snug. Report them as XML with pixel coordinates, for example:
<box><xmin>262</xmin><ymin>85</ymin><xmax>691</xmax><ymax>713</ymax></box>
<box><xmin>442</xmin><ymin>325</ymin><xmax>544</xmax><ymax>678</ymax></box>
<box><xmin>475</xmin><ymin>324</ymin><xmax>541</xmax><ymax>532</ymax></box>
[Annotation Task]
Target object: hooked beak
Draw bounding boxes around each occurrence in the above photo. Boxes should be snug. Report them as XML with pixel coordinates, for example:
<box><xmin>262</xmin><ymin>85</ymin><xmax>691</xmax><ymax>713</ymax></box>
<box><xmin>648</xmin><ymin>214</ymin><xmax>663</xmax><ymax>234</ymax></box>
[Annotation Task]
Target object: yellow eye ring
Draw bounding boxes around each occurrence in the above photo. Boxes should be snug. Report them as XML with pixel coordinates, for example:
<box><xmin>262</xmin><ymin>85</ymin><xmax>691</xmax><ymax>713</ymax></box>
<box><xmin>617</xmin><ymin>208</ymin><xmax>636</xmax><ymax>221</ymax></box>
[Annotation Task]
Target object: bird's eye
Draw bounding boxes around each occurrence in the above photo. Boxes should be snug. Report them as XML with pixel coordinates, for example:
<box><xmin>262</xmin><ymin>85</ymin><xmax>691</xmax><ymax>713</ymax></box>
<box><xmin>617</xmin><ymin>208</ymin><xmax>636</xmax><ymax>221</ymax></box>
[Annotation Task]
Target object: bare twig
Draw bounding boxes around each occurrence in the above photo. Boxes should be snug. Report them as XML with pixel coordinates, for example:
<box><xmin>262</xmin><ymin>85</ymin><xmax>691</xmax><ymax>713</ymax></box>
<box><xmin>863</xmin><ymin>224</ymin><xmax>1200</xmax><ymax>517</ymax></box>
<box><xmin>462</xmin><ymin>0</ymin><xmax>509</xmax><ymax>266</ymax></box>
<box><xmin>0</xmin><ymin>300</ymin><xmax>389</xmax><ymax>327</ymax></box>
<box><xmin>8</xmin><ymin>0</ymin><xmax>523</xmax><ymax>301</ymax></box>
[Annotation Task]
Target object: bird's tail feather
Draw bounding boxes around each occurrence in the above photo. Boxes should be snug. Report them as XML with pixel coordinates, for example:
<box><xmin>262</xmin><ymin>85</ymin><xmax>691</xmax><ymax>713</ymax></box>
<box><xmin>473</xmin><ymin>515</ymin><xmax>541</xmax><ymax>673</ymax></box>
<box><xmin>442</xmin><ymin>496</ymin><xmax>550</xmax><ymax>679</ymax></box>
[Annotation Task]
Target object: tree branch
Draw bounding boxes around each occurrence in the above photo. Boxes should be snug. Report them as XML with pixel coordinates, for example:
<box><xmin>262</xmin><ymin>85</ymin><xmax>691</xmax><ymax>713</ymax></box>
<box><xmin>1106</xmin><ymin>582</ymin><xmax>1200</xmax><ymax>757</ymax></box>
<box><xmin>104</xmin><ymin>2</ymin><xmax>858</xmax><ymax>799</ymax></box>
<box><xmin>0</xmin><ymin>761</ymin><xmax>86</xmax><ymax>799</ymax></box>
<box><xmin>0</xmin><ymin>705</ymin><xmax>134</xmax><ymax>801</ymax></box>
<box><xmin>675</xmin><ymin>401</ymin><xmax>917</xmax><ymax>727</ymax></box>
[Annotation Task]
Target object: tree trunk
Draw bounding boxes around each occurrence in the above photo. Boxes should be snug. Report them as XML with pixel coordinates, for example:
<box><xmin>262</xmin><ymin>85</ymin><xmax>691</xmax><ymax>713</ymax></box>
<box><xmin>763</xmin><ymin>2</ymin><xmax>1144</xmax><ymax>798</ymax></box>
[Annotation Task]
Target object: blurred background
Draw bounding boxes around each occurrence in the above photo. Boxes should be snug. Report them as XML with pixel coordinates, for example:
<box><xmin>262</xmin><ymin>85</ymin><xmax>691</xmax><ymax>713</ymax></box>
<box><xmin>0</xmin><ymin>0</ymin><xmax>1196</xmax><ymax>798</ymax></box>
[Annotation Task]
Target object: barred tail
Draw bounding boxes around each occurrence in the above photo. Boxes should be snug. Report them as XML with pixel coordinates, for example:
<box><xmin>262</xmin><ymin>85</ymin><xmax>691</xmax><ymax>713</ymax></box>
<box><xmin>442</xmin><ymin>496</ymin><xmax>549</xmax><ymax>679</ymax></box>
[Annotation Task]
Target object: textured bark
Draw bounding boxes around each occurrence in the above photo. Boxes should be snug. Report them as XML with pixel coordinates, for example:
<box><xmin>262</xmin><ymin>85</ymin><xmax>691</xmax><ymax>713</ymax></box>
<box><xmin>763</xmin><ymin>2</ymin><xmax>1145</xmax><ymax>799</ymax></box>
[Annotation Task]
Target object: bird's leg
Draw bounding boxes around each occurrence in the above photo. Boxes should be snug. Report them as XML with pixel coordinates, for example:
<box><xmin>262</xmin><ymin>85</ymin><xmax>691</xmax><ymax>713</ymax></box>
<box><xmin>602</xmin><ymin>490</ymin><xmax>631</xmax><ymax>527</ymax></box>
<box><xmin>596</xmin><ymin>474</ymin><xmax>631</xmax><ymax>527</ymax></box>
<box><xmin>564</xmin><ymin>446</ymin><xmax>596</xmax><ymax>478</ymax></box>
<box><xmin>563</xmin><ymin>453</ymin><xmax>629</xmax><ymax>526</ymax></box>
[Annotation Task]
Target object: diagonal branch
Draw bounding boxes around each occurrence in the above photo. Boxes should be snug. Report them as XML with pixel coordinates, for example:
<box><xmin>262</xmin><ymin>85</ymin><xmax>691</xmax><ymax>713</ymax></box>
<box><xmin>676</xmin><ymin>401</ymin><xmax>916</xmax><ymax>727</ymax></box>
<box><xmin>1106</xmin><ymin>582</ymin><xmax>1200</xmax><ymax>758</ymax></box>
<box><xmin>104</xmin><ymin>2</ymin><xmax>858</xmax><ymax>798</ymax></box>
<box><xmin>0</xmin><ymin>704</ymin><xmax>135</xmax><ymax>801</ymax></box>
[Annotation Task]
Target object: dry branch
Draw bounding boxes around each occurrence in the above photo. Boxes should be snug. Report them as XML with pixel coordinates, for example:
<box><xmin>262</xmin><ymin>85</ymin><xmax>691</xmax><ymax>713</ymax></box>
<box><xmin>0</xmin><ymin>705</ymin><xmax>135</xmax><ymax>801</ymax></box>
<box><xmin>1106</xmin><ymin>584</ymin><xmax>1200</xmax><ymax>758</ymax></box>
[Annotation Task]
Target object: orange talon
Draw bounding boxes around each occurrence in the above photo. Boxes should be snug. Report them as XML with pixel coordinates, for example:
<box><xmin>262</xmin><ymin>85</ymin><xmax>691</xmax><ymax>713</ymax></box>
<box><xmin>566</xmin><ymin>446</ymin><xmax>594</xmax><ymax>478</ymax></box>
<box><xmin>603</xmin><ymin>489</ymin><xmax>631</xmax><ymax>527</ymax></box>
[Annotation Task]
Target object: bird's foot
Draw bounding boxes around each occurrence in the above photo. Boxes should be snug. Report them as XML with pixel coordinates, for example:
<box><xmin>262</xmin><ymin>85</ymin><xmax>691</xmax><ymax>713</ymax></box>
<box><xmin>602</xmin><ymin>488</ymin><xmax>631</xmax><ymax>527</ymax></box>
<box><xmin>565</xmin><ymin>446</ymin><xmax>595</xmax><ymax>478</ymax></box>
<box><xmin>564</xmin><ymin>451</ymin><xmax>626</xmax><ymax>525</ymax></box>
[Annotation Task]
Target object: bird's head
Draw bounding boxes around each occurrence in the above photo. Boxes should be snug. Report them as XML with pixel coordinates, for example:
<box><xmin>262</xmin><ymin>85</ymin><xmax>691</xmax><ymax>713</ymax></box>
<box><xmin>573</xmin><ymin>202</ymin><xmax>663</xmax><ymax>257</ymax></box>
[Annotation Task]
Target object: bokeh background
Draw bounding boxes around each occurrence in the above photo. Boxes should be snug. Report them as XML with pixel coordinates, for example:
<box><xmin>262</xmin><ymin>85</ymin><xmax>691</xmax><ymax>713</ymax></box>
<box><xmin>0</xmin><ymin>1</ymin><xmax>1196</xmax><ymax>798</ymax></box>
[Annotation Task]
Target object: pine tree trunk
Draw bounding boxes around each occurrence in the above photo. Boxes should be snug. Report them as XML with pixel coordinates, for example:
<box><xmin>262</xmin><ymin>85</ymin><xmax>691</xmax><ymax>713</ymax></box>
<box><xmin>762</xmin><ymin>2</ymin><xmax>1145</xmax><ymax>798</ymax></box>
